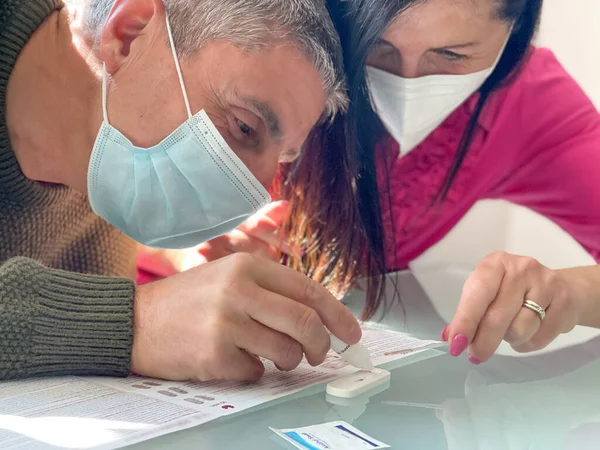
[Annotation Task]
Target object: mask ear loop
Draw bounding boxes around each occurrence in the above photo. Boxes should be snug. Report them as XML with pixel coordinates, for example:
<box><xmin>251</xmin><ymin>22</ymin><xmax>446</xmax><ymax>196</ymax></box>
<box><xmin>165</xmin><ymin>11</ymin><xmax>193</xmax><ymax>119</ymax></box>
<box><xmin>102</xmin><ymin>63</ymin><xmax>109</xmax><ymax>124</ymax></box>
<box><xmin>101</xmin><ymin>12</ymin><xmax>193</xmax><ymax>124</ymax></box>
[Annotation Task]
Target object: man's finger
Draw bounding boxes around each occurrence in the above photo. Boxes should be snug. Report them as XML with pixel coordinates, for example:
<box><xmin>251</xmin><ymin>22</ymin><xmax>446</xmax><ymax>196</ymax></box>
<box><xmin>227</xmin><ymin>231</ymin><xmax>279</xmax><ymax>260</ymax></box>
<box><xmin>259</xmin><ymin>200</ymin><xmax>290</xmax><ymax>222</ymax></box>
<box><xmin>233</xmin><ymin>319</ymin><xmax>304</xmax><ymax>371</ymax></box>
<box><xmin>252</xmin><ymin>260</ymin><xmax>361</xmax><ymax>346</ymax></box>
<box><xmin>239</xmin><ymin>201</ymin><xmax>299</xmax><ymax>256</ymax></box>
<box><xmin>239</xmin><ymin>201</ymin><xmax>289</xmax><ymax>234</ymax></box>
<box><xmin>197</xmin><ymin>235</ymin><xmax>236</xmax><ymax>261</ymax></box>
<box><xmin>218</xmin><ymin>349</ymin><xmax>266</xmax><ymax>382</ymax></box>
<box><xmin>243</xmin><ymin>285</ymin><xmax>331</xmax><ymax>366</ymax></box>
<box><xmin>246</xmin><ymin>222</ymin><xmax>295</xmax><ymax>256</ymax></box>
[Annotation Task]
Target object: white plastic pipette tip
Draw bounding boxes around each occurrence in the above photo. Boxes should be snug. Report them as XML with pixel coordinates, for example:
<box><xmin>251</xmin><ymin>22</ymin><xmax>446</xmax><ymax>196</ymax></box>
<box><xmin>351</xmin><ymin>344</ymin><xmax>375</xmax><ymax>371</ymax></box>
<box><xmin>327</xmin><ymin>330</ymin><xmax>375</xmax><ymax>371</ymax></box>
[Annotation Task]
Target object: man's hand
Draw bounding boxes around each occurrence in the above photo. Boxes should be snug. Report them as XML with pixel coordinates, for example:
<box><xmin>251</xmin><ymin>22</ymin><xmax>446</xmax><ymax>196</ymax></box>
<box><xmin>131</xmin><ymin>253</ymin><xmax>360</xmax><ymax>381</ymax></box>
<box><xmin>197</xmin><ymin>200</ymin><xmax>299</xmax><ymax>262</ymax></box>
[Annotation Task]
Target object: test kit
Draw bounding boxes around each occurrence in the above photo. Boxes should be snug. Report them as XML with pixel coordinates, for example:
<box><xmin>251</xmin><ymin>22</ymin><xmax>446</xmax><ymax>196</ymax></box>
<box><xmin>326</xmin><ymin>369</ymin><xmax>391</xmax><ymax>398</ymax></box>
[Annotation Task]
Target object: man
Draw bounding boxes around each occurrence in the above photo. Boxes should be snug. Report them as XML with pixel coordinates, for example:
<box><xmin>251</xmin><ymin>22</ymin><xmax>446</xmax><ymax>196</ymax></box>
<box><xmin>0</xmin><ymin>0</ymin><xmax>361</xmax><ymax>382</ymax></box>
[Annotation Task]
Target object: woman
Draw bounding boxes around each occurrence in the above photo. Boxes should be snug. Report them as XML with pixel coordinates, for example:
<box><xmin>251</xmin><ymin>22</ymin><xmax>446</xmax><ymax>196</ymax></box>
<box><xmin>140</xmin><ymin>0</ymin><xmax>600</xmax><ymax>366</ymax></box>
<box><xmin>303</xmin><ymin>0</ymin><xmax>600</xmax><ymax>365</ymax></box>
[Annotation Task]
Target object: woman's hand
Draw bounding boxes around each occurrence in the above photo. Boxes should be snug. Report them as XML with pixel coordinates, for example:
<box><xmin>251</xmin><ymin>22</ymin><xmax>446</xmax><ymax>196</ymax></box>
<box><xmin>196</xmin><ymin>200</ymin><xmax>299</xmax><ymax>262</ymax></box>
<box><xmin>443</xmin><ymin>252</ymin><xmax>584</xmax><ymax>364</ymax></box>
<box><xmin>137</xmin><ymin>201</ymin><xmax>298</xmax><ymax>279</ymax></box>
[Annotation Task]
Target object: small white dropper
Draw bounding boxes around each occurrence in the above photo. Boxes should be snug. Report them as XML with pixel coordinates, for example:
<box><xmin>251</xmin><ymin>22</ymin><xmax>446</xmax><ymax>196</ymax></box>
<box><xmin>327</xmin><ymin>330</ymin><xmax>374</xmax><ymax>371</ymax></box>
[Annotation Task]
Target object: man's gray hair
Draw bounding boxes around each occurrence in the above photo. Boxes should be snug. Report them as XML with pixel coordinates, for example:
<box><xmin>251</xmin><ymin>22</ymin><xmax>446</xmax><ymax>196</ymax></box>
<box><xmin>83</xmin><ymin>0</ymin><xmax>348</xmax><ymax>117</ymax></box>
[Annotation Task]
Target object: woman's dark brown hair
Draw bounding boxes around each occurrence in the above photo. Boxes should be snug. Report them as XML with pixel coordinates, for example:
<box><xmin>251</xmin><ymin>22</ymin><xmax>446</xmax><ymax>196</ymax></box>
<box><xmin>274</xmin><ymin>0</ymin><xmax>544</xmax><ymax>319</ymax></box>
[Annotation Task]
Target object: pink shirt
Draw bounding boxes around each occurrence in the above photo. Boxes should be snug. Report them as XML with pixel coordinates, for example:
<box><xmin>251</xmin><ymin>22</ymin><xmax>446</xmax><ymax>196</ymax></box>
<box><xmin>379</xmin><ymin>47</ymin><xmax>600</xmax><ymax>271</ymax></box>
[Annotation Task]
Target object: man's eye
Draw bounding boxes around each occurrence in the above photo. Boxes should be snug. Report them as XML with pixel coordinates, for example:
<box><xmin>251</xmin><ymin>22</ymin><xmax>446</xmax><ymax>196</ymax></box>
<box><xmin>227</xmin><ymin>111</ymin><xmax>260</xmax><ymax>146</ymax></box>
<box><xmin>237</xmin><ymin>119</ymin><xmax>255</xmax><ymax>138</ymax></box>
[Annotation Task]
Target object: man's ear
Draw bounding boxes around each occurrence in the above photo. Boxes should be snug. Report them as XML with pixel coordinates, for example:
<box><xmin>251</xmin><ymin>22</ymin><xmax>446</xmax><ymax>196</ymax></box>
<box><xmin>100</xmin><ymin>0</ymin><xmax>165</xmax><ymax>74</ymax></box>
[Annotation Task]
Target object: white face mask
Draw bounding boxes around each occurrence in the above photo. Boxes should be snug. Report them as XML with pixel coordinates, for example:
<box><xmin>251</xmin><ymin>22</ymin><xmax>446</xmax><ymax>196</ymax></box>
<box><xmin>366</xmin><ymin>31</ymin><xmax>511</xmax><ymax>156</ymax></box>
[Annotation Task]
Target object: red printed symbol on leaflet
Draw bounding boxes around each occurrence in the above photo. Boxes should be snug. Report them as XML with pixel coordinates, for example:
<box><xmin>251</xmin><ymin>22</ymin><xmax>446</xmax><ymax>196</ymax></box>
<box><xmin>212</xmin><ymin>401</ymin><xmax>235</xmax><ymax>410</ymax></box>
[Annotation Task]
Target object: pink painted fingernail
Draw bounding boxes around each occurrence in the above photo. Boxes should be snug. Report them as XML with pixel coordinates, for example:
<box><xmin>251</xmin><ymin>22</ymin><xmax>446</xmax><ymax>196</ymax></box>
<box><xmin>469</xmin><ymin>355</ymin><xmax>482</xmax><ymax>365</ymax></box>
<box><xmin>441</xmin><ymin>326</ymin><xmax>449</xmax><ymax>342</ymax></box>
<box><xmin>449</xmin><ymin>334</ymin><xmax>468</xmax><ymax>357</ymax></box>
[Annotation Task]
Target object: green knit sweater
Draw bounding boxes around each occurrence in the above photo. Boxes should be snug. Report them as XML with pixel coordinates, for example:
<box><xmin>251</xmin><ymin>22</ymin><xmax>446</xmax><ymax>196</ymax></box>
<box><xmin>0</xmin><ymin>0</ymin><xmax>138</xmax><ymax>379</ymax></box>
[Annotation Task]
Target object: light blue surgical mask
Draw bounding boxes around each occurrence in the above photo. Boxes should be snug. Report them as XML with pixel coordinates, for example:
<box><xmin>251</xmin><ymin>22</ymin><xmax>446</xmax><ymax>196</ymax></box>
<box><xmin>87</xmin><ymin>13</ymin><xmax>271</xmax><ymax>249</ymax></box>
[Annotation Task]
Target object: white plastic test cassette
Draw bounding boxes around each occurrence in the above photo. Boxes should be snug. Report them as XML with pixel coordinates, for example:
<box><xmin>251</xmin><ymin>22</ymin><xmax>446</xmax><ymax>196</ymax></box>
<box><xmin>326</xmin><ymin>368</ymin><xmax>391</xmax><ymax>398</ymax></box>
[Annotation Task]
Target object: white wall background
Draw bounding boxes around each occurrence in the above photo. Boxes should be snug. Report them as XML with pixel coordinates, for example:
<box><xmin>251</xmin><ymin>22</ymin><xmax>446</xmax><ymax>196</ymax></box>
<box><xmin>536</xmin><ymin>0</ymin><xmax>600</xmax><ymax>109</ymax></box>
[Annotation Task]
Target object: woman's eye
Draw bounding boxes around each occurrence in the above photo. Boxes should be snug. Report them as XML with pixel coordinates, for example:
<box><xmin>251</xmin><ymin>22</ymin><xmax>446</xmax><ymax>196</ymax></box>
<box><xmin>437</xmin><ymin>49</ymin><xmax>467</xmax><ymax>61</ymax></box>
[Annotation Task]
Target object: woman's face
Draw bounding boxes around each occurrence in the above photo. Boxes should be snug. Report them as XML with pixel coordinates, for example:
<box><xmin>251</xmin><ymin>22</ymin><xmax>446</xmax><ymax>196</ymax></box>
<box><xmin>367</xmin><ymin>0</ymin><xmax>512</xmax><ymax>78</ymax></box>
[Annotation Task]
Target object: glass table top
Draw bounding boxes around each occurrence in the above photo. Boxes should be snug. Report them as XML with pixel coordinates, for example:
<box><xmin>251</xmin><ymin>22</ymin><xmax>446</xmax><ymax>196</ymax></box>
<box><xmin>128</xmin><ymin>268</ymin><xmax>600</xmax><ymax>449</ymax></box>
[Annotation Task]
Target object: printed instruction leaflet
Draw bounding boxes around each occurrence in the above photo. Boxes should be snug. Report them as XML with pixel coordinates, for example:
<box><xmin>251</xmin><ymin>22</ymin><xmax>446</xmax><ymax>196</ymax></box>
<box><xmin>0</xmin><ymin>329</ymin><xmax>440</xmax><ymax>449</ymax></box>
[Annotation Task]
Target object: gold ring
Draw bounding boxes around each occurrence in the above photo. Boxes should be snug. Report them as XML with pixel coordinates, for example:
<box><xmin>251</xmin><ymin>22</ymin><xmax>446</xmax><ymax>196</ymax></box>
<box><xmin>523</xmin><ymin>300</ymin><xmax>546</xmax><ymax>321</ymax></box>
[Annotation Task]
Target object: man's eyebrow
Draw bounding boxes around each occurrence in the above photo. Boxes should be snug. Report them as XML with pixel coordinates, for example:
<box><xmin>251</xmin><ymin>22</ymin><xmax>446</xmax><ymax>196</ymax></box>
<box><xmin>238</xmin><ymin>96</ymin><xmax>283</xmax><ymax>140</ymax></box>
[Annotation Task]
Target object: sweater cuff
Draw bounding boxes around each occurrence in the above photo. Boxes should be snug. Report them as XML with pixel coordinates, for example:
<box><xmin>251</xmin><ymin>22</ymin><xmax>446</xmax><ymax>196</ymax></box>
<box><xmin>29</xmin><ymin>264</ymin><xmax>135</xmax><ymax>377</ymax></box>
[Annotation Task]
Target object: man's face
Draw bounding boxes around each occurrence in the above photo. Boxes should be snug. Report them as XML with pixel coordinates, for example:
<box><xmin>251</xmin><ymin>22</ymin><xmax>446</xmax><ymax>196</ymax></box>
<box><xmin>102</xmin><ymin>9</ymin><xmax>327</xmax><ymax>190</ymax></box>
<box><xmin>184</xmin><ymin>40</ymin><xmax>327</xmax><ymax>189</ymax></box>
